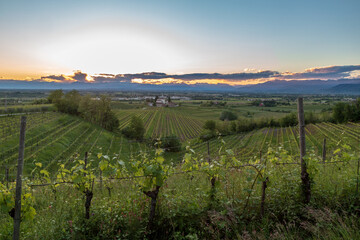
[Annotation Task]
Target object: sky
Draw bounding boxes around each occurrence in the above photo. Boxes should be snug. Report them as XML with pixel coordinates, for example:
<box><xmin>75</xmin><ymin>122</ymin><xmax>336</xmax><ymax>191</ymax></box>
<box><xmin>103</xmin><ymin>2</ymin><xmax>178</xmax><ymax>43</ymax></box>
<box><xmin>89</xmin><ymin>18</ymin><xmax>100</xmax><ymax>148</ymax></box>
<box><xmin>0</xmin><ymin>0</ymin><xmax>360</xmax><ymax>85</ymax></box>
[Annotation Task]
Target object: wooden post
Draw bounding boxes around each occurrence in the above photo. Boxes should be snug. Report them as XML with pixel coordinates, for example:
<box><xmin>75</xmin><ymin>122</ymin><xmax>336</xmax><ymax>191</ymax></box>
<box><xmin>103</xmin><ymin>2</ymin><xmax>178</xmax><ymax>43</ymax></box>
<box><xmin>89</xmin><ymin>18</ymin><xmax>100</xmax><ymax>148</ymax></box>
<box><xmin>207</xmin><ymin>141</ymin><xmax>210</xmax><ymax>164</ymax></box>
<box><xmin>297</xmin><ymin>98</ymin><xmax>311</xmax><ymax>204</ymax></box>
<box><xmin>13</xmin><ymin>116</ymin><xmax>26</xmax><ymax>240</ymax></box>
<box><xmin>357</xmin><ymin>158</ymin><xmax>360</xmax><ymax>195</ymax></box>
<box><xmin>99</xmin><ymin>170</ymin><xmax>103</xmax><ymax>192</ymax></box>
<box><xmin>260</xmin><ymin>177</ymin><xmax>269</xmax><ymax>218</ymax></box>
<box><xmin>357</xmin><ymin>137</ymin><xmax>360</xmax><ymax>196</ymax></box>
<box><xmin>5</xmin><ymin>166</ymin><xmax>9</xmax><ymax>189</ymax></box>
<box><xmin>84</xmin><ymin>152</ymin><xmax>88</xmax><ymax>176</ymax></box>
<box><xmin>322</xmin><ymin>138</ymin><xmax>326</xmax><ymax>163</ymax></box>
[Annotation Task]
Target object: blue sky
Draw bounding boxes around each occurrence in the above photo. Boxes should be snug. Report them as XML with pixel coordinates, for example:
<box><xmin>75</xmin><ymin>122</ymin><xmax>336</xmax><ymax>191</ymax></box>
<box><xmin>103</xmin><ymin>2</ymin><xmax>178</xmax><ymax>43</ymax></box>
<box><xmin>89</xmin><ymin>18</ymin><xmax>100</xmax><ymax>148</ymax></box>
<box><xmin>0</xmin><ymin>0</ymin><xmax>359</xmax><ymax>83</ymax></box>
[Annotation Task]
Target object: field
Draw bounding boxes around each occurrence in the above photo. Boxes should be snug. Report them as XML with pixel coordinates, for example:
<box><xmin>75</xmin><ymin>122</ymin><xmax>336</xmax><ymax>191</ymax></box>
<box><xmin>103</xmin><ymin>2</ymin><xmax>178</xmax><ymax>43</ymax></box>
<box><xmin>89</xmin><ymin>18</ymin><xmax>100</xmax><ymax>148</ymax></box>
<box><xmin>0</xmin><ymin>103</ymin><xmax>357</xmax><ymax>175</ymax></box>
<box><xmin>114</xmin><ymin>98</ymin><xmax>332</xmax><ymax>121</ymax></box>
<box><xmin>115</xmin><ymin>108</ymin><xmax>204</xmax><ymax>140</ymax></box>
<box><xmin>0</xmin><ymin>112</ymin><xmax>149</xmax><ymax>177</ymax></box>
<box><xmin>1</xmin><ymin>98</ymin><xmax>360</xmax><ymax>239</ymax></box>
<box><xmin>192</xmin><ymin>122</ymin><xmax>360</xmax><ymax>160</ymax></box>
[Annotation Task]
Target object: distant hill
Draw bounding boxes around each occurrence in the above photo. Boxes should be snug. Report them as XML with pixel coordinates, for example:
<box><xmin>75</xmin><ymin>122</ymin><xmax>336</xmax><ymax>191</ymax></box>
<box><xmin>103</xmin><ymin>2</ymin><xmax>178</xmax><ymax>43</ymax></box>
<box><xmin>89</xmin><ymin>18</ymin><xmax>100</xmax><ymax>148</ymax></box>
<box><xmin>236</xmin><ymin>79</ymin><xmax>360</xmax><ymax>94</ymax></box>
<box><xmin>1</xmin><ymin>78</ymin><xmax>360</xmax><ymax>94</ymax></box>
<box><xmin>328</xmin><ymin>84</ymin><xmax>360</xmax><ymax>94</ymax></box>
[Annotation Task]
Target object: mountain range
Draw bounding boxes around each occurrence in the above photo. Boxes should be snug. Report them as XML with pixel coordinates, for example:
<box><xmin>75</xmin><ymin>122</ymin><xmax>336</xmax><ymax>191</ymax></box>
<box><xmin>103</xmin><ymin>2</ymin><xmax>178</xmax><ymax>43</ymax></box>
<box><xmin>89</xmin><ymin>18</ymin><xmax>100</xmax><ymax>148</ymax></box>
<box><xmin>0</xmin><ymin>78</ymin><xmax>359</xmax><ymax>94</ymax></box>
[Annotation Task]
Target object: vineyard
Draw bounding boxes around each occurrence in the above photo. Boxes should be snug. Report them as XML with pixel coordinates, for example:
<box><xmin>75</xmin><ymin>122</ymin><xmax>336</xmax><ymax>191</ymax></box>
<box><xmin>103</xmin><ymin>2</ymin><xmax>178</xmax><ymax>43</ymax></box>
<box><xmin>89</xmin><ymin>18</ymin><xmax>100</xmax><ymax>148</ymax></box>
<box><xmin>1</xmin><ymin>111</ymin><xmax>360</xmax><ymax>175</ymax></box>
<box><xmin>0</xmin><ymin>113</ymin><xmax>149</xmax><ymax>176</ymax></box>
<box><xmin>1</xmin><ymin>107</ymin><xmax>360</xmax><ymax>239</ymax></box>
<box><xmin>192</xmin><ymin>122</ymin><xmax>360</xmax><ymax>161</ymax></box>
<box><xmin>115</xmin><ymin>108</ymin><xmax>204</xmax><ymax>140</ymax></box>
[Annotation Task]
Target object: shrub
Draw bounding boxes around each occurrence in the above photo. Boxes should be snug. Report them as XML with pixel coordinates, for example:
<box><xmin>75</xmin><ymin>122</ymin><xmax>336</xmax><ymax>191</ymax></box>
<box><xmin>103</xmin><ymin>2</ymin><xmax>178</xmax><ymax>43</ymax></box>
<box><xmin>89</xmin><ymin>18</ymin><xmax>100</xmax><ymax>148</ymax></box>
<box><xmin>219</xmin><ymin>111</ymin><xmax>237</xmax><ymax>121</ymax></box>
<box><xmin>199</xmin><ymin>129</ymin><xmax>217</xmax><ymax>141</ymax></box>
<box><xmin>159</xmin><ymin>136</ymin><xmax>182</xmax><ymax>152</ymax></box>
<box><xmin>203</xmin><ymin>120</ymin><xmax>216</xmax><ymax>131</ymax></box>
<box><xmin>122</xmin><ymin>116</ymin><xmax>145</xmax><ymax>140</ymax></box>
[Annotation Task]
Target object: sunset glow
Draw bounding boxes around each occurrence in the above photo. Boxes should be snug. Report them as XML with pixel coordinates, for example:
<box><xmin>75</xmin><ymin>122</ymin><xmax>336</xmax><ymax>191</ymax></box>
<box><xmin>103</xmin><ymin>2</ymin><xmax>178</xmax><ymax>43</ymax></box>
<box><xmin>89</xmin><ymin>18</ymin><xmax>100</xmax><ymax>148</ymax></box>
<box><xmin>0</xmin><ymin>0</ymin><xmax>359</xmax><ymax>86</ymax></box>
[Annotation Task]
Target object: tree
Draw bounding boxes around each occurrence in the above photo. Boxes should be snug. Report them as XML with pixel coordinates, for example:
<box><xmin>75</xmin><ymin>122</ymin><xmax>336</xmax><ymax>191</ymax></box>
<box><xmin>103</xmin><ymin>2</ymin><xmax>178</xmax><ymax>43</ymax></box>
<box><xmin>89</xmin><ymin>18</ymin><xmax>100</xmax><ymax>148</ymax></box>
<box><xmin>48</xmin><ymin>90</ymin><xmax>63</xmax><ymax>104</ymax></box>
<box><xmin>122</xmin><ymin>116</ymin><xmax>145</xmax><ymax>140</ymax></box>
<box><xmin>219</xmin><ymin>111</ymin><xmax>237</xmax><ymax>121</ymax></box>
<box><xmin>333</xmin><ymin>102</ymin><xmax>347</xmax><ymax>123</ymax></box>
<box><xmin>154</xmin><ymin>96</ymin><xmax>158</xmax><ymax>106</ymax></box>
<box><xmin>160</xmin><ymin>136</ymin><xmax>182</xmax><ymax>152</ymax></box>
<box><xmin>203</xmin><ymin>120</ymin><xmax>216</xmax><ymax>131</ymax></box>
<box><xmin>54</xmin><ymin>90</ymin><xmax>81</xmax><ymax>115</ymax></box>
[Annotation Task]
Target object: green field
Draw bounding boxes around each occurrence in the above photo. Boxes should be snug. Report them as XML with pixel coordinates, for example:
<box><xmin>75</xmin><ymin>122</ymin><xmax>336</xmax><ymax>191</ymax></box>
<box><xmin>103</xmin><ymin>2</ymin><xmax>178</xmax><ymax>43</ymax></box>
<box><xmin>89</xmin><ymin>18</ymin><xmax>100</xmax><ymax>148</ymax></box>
<box><xmin>0</xmin><ymin>113</ymin><xmax>149</xmax><ymax>176</ymax></box>
<box><xmin>0</xmin><ymin>104</ymin><xmax>357</xmax><ymax>176</ymax></box>
<box><xmin>115</xmin><ymin>108</ymin><xmax>204</xmax><ymax>140</ymax></box>
<box><xmin>191</xmin><ymin>122</ymin><xmax>360</xmax><ymax>160</ymax></box>
<box><xmin>2</xmin><ymin>99</ymin><xmax>360</xmax><ymax>239</ymax></box>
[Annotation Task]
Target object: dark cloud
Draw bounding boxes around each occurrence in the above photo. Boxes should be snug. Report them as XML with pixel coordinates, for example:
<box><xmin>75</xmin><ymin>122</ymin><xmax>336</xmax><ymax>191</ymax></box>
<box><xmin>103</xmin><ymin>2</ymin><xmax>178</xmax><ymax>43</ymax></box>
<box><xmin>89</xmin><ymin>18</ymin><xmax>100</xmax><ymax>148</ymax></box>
<box><xmin>306</xmin><ymin>65</ymin><xmax>360</xmax><ymax>74</ymax></box>
<box><xmin>40</xmin><ymin>71</ymin><xmax>89</xmax><ymax>82</ymax></box>
<box><xmin>35</xmin><ymin>65</ymin><xmax>360</xmax><ymax>84</ymax></box>
<box><xmin>41</xmin><ymin>74</ymin><xmax>67</xmax><ymax>81</ymax></box>
<box><xmin>96</xmin><ymin>73</ymin><xmax>115</xmax><ymax>77</ymax></box>
<box><xmin>276</xmin><ymin>65</ymin><xmax>360</xmax><ymax>80</ymax></box>
<box><xmin>72</xmin><ymin>71</ymin><xmax>88</xmax><ymax>82</ymax></box>
<box><xmin>172</xmin><ymin>71</ymin><xmax>278</xmax><ymax>81</ymax></box>
<box><xmin>89</xmin><ymin>71</ymin><xmax>278</xmax><ymax>83</ymax></box>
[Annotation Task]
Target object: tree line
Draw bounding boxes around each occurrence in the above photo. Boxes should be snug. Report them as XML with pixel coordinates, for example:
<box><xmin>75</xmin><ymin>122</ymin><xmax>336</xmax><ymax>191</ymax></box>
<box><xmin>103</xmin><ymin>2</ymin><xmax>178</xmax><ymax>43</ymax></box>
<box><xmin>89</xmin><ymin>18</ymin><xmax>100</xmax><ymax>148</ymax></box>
<box><xmin>201</xmin><ymin>111</ymin><xmax>332</xmax><ymax>141</ymax></box>
<box><xmin>48</xmin><ymin>90</ymin><xmax>119</xmax><ymax>131</ymax></box>
<box><xmin>333</xmin><ymin>98</ymin><xmax>360</xmax><ymax>123</ymax></box>
<box><xmin>201</xmin><ymin>99</ymin><xmax>360</xmax><ymax>141</ymax></box>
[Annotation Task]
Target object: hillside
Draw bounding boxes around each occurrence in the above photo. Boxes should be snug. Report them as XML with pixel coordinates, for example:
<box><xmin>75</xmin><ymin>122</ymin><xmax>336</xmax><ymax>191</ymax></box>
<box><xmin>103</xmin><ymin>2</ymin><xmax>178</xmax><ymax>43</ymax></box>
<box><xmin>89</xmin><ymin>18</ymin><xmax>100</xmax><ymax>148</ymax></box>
<box><xmin>0</xmin><ymin>112</ymin><xmax>149</xmax><ymax>176</ymax></box>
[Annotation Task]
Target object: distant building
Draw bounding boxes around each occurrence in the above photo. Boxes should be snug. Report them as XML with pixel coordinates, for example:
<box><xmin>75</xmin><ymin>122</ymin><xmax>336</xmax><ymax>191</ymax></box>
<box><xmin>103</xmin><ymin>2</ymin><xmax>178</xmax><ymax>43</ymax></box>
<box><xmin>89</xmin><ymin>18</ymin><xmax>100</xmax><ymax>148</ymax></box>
<box><xmin>156</xmin><ymin>97</ymin><xmax>167</xmax><ymax>107</ymax></box>
<box><xmin>153</xmin><ymin>96</ymin><xmax>178</xmax><ymax>107</ymax></box>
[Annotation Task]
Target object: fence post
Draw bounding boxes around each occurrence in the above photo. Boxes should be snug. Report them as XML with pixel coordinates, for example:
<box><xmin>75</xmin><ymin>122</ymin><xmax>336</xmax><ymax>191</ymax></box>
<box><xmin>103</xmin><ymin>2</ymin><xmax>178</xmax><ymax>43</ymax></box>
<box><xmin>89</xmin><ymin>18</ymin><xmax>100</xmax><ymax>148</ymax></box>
<box><xmin>357</xmin><ymin>158</ymin><xmax>360</xmax><ymax>195</ymax></box>
<box><xmin>322</xmin><ymin>138</ymin><xmax>326</xmax><ymax>163</ymax></box>
<box><xmin>5</xmin><ymin>166</ymin><xmax>9</xmax><ymax>189</ymax></box>
<box><xmin>84</xmin><ymin>152</ymin><xmax>88</xmax><ymax>176</ymax></box>
<box><xmin>99</xmin><ymin>170</ymin><xmax>103</xmax><ymax>192</ymax></box>
<box><xmin>13</xmin><ymin>116</ymin><xmax>26</xmax><ymax>240</ymax></box>
<box><xmin>260</xmin><ymin>177</ymin><xmax>269</xmax><ymax>218</ymax></box>
<box><xmin>297</xmin><ymin>97</ymin><xmax>311</xmax><ymax>204</ymax></box>
<box><xmin>356</xmin><ymin>137</ymin><xmax>360</xmax><ymax>195</ymax></box>
<box><xmin>207</xmin><ymin>141</ymin><xmax>210</xmax><ymax>164</ymax></box>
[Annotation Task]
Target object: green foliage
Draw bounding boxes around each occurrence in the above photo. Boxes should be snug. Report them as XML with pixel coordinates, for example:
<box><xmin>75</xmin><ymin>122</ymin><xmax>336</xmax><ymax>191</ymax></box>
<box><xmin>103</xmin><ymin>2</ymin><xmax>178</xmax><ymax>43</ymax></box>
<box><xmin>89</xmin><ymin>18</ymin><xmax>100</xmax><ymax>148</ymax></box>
<box><xmin>200</xmin><ymin>101</ymin><xmax>227</xmax><ymax>107</ymax></box>
<box><xmin>219</xmin><ymin>111</ymin><xmax>237</xmax><ymax>121</ymax></box>
<box><xmin>251</xmin><ymin>99</ymin><xmax>277</xmax><ymax>107</ymax></box>
<box><xmin>50</xmin><ymin>90</ymin><xmax>119</xmax><ymax>131</ymax></box>
<box><xmin>0</xmin><ymin>183</ymin><xmax>36</xmax><ymax>221</ymax></box>
<box><xmin>280</xmin><ymin>112</ymin><xmax>298</xmax><ymax>126</ymax></box>
<box><xmin>78</xmin><ymin>95</ymin><xmax>119</xmax><ymax>131</ymax></box>
<box><xmin>32</xmin><ymin>98</ymin><xmax>49</xmax><ymax>105</ymax></box>
<box><xmin>159</xmin><ymin>136</ymin><xmax>182</xmax><ymax>152</ymax></box>
<box><xmin>203</xmin><ymin>120</ymin><xmax>216</xmax><ymax>131</ymax></box>
<box><xmin>124</xmin><ymin>148</ymin><xmax>172</xmax><ymax>192</ymax></box>
<box><xmin>199</xmin><ymin>129</ymin><xmax>217</xmax><ymax>141</ymax></box>
<box><xmin>122</xmin><ymin>116</ymin><xmax>145</xmax><ymax>140</ymax></box>
<box><xmin>47</xmin><ymin>89</ymin><xmax>64</xmax><ymax>104</ymax></box>
<box><xmin>333</xmin><ymin>98</ymin><xmax>360</xmax><ymax>123</ymax></box>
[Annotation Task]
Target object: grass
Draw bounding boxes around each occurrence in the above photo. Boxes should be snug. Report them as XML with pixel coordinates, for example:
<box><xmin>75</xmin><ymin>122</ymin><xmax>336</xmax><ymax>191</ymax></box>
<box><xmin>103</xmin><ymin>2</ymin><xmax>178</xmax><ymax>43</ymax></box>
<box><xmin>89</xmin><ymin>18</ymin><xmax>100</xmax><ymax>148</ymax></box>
<box><xmin>1</xmin><ymin>155</ymin><xmax>360</xmax><ymax>239</ymax></box>
<box><xmin>0</xmin><ymin>113</ymin><xmax>150</xmax><ymax>176</ymax></box>
<box><xmin>1</xmin><ymin>99</ymin><xmax>359</xmax><ymax>239</ymax></box>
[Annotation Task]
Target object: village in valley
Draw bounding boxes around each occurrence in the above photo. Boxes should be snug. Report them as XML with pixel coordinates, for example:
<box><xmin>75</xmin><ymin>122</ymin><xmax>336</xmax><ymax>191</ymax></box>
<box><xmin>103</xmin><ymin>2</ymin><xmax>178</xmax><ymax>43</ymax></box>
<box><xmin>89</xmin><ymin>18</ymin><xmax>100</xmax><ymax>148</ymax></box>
<box><xmin>146</xmin><ymin>95</ymin><xmax>178</xmax><ymax>107</ymax></box>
